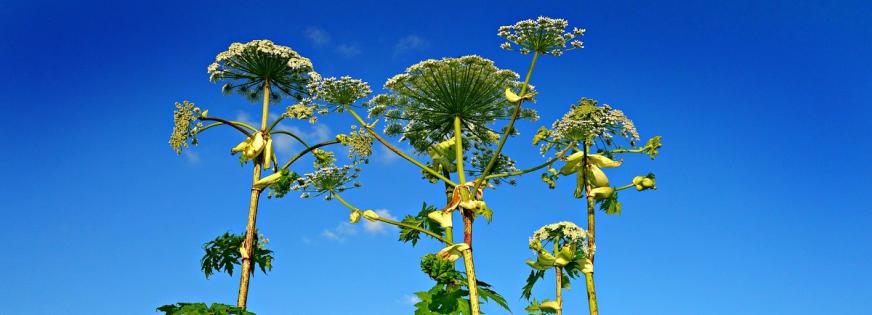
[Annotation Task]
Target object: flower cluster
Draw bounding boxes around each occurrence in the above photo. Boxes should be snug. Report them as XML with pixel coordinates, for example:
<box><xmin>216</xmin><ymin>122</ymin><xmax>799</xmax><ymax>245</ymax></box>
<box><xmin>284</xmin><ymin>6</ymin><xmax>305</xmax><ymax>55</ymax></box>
<box><xmin>498</xmin><ymin>16</ymin><xmax>585</xmax><ymax>56</ymax></box>
<box><xmin>337</xmin><ymin>125</ymin><xmax>374</xmax><ymax>161</ymax></box>
<box><xmin>292</xmin><ymin>164</ymin><xmax>361</xmax><ymax>199</ymax></box>
<box><xmin>550</xmin><ymin>97</ymin><xmax>640</xmax><ymax>146</ymax></box>
<box><xmin>309</xmin><ymin>76</ymin><xmax>372</xmax><ymax>108</ymax></box>
<box><xmin>369</xmin><ymin>55</ymin><xmax>529</xmax><ymax>152</ymax></box>
<box><xmin>284</xmin><ymin>99</ymin><xmax>321</xmax><ymax>124</ymax></box>
<box><xmin>169</xmin><ymin>100</ymin><xmax>204</xmax><ymax>154</ymax></box>
<box><xmin>207</xmin><ymin>39</ymin><xmax>318</xmax><ymax>102</ymax></box>
<box><xmin>529</xmin><ymin>221</ymin><xmax>588</xmax><ymax>256</ymax></box>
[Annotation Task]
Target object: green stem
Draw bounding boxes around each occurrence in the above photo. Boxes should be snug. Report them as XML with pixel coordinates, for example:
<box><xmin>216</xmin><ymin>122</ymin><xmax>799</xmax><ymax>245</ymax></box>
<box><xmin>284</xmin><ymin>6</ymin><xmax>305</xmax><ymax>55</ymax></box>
<box><xmin>614</xmin><ymin>183</ymin><xmax>636</xmax><ymax>191</ymax></box>
<box><xmin>279</xmin><ymin>139</ymin><xmax>341</xmax><ymax>170</ymax></box>
<box><xmin>267</xmin><ymin>115</ymin><xmax>285</xmax><ymax>132</ymax></box>
<box><xmin>454</xmin><ymin>116</ymin><xmax>481</xmax><ymax>315</ymax></box>
<box><xmin>237</xmin><ymin>80</ymin><xmax>271</xmax><ymax>310</ymax></box>
<box><xmin>330</xmin><ymin>192</ymin><xmax>452</xmax><ymax>245</ymax></box>
<box><xmin>483</xmin><ymin>145</ymin><xmax>573</xmax><ymax>180</ymax></box>
<box><xmin>581</xmin><ymin>141</ymin><xmax>599</xmax><ymax>315</ymax></box>
<box><xmin>554</xmin><ymin>242</ymin><xmax>563</xmax><ymax>315</ymax></box>
<box><xmin>474</xmin><ymin>52</ymin><xmax>540</xmax><ymax>191</ymax></box>
<box><xmin>344</xmin><ymin>106</ymin><xmax>457</xmax><ymax>186</ymax></box>
<box><xmin>270</xmin><ymin>130</ymin><xmax>310</xmax><ymax>147</ymax></box>
<box><xmin>199</xmin><ymin>117</ymin><xmax>253</xmax><ymax>137</ymax></box>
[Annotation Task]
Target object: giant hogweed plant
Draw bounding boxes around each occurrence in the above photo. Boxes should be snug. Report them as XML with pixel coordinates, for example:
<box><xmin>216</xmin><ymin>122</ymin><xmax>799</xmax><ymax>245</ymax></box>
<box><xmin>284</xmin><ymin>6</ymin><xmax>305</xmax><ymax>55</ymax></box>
<box><xmin>280</xmin><ymin>17</ymin><xmax>587</xmax><ymax>315</ymax></box>
<box><xmin>532</xmin><ymin>98</ymin><xmax>662</xmax><ymax>314</ymax></box>
<box><xmin>165</xmin><ymin>40</ymin><xmax>353</xmax><ymax>313</ymax></box>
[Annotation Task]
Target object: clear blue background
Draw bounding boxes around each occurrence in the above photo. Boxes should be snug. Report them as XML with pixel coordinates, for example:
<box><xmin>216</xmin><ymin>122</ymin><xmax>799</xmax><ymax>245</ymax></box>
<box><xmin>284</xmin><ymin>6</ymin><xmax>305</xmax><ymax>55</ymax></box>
<box><xmin>1</xmin><ymin>0</ymin><xmax>870</xmax><ymax>314</ymax></box>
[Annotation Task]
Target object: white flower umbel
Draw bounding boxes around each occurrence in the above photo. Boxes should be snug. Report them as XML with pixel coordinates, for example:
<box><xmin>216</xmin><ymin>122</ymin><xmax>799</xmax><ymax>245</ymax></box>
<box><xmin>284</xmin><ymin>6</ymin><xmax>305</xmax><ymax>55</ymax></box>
<box><xmin>309</xmin><ymin>76</ymin><xmax>372</xmax><ymax>109</ymax></box>
<box><xmin>498</xmin><ymin>17</ymin><xmax>586</xmax><ymax>56</ymax></box>
<box><xmin>550</xmin><ymin>97</ymin><xmax>640</xmax><ymax>146</ymax></box>
<box><xmin>207</xmin><ymin>39</ymin><xmax>318</xmax><ymax>102</ymax></box>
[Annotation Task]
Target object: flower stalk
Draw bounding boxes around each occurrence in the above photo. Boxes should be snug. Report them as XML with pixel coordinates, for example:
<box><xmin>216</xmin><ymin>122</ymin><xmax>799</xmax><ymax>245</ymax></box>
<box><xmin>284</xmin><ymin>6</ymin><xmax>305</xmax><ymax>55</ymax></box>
<box><xmin>236</xmin><ymin>80</ymin><xmax>270</xmax><ymax>309</ymax></box>
<box><xmin>474</xmin><ymin>52</ymin><xmax>539</xmax><ymax>192</ymax></box>
<box><xmin>581</xmin><ymin>141</ymin><xmax>599</xmax><ymax>315</ymax></box>
<box><xmin>454</xmin><ymin>115</ymin><xmax>481</xmax><ymax>315</ymax></box>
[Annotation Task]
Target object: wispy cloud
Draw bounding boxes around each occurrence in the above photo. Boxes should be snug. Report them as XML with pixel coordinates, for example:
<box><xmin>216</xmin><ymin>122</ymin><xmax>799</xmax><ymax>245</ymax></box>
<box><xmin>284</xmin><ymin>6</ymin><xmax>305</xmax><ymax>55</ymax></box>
<box><xmin>394</xmin><ymin>35</ymin><xmax>429</xmax><ymax>55</ymax></box>
<box><xmin>362</xmin><ymin>209</ymin><xmax>397</xmax><ymax>234</ymax></box>
<box><xmin>321</xmin><ymin>222</ymin><xmax>358</xmax><ymax>242</ymax></box>
<box><xmin>183</xmin><ymin>151</ymin><xmax>201</xmax><ymax>164</ymax></box>
<box><xmin>398</xmin><ymin>294</ymin><xmax>421</xmax><ymax>306</ymax></box>
<box><xmin>320</xmin><ymin>209</ymin><xmax>396</xmax><ymax>241</ymax></box>
<box><xmin>375</xmin><ymin>146</ymin><xmax>400</xmax><ymax>164</ymax></box>
<box><xmin>335</xmin><ymin>43</ymin><xmax>362</xmax><ymax>57</ymax></box>
<box><xmin>303</xmin><ymin>27</ymin><xmax>331</xmax><ymax>46</ymax></box>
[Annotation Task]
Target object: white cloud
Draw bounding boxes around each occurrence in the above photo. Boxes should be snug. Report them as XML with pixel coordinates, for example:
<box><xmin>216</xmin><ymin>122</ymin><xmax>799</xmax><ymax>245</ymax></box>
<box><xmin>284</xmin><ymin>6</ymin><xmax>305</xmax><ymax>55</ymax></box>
<box><xmin>320</xmin><ymin>209</ymin><xmax>396</xmax><ymax>241</ymax></box>
<box><xmin>394</xmin><ymin>35</ymin><xmax>429</xmax><ymax>54</ymax></box>
<box><xmin>375</xmin><ymin>146</ymin><xmax>400</xmax><ymax>164</ymax></box>
<box><xmin>363</xmin><ymin>209</ymin><xmax>397</xmax><ymax>234</ymax></box>
<box><xmin>335</xmin><ymin>43</ymin><xmax>362</xmax><ymax>57</ymax></box>
<box><xmin>399</xmin><ymin>294</ymin><xmax>421</xmax><ymax>305</ymax></box>
<box><xmin>304</xmin><ymin>27</ymin><xmax>331</xmax><ymax>46</ymax></box>
<box><xmin>235</xmin><ymin>111</ymin><xmax>257</xmax><ymax>127</ymax></box>
<box><xmin>183</xmin><ymin>151</ymin><xmax>200</xmax><ymax>164</ymax></box>
<box><xmin>321</xmin><ymin>222</ymin><xmax>358</xmax><ymax>242</ymax></box>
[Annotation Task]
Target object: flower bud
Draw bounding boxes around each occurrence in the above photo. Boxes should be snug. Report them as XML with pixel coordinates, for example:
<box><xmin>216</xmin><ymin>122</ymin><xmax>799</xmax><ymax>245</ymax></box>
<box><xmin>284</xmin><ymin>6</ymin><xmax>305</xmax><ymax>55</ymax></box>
<box><xmin>585</xmin><ymin>164</ymin><xmax>609</xmax><ymax>187</ymax></box>
<box><xmin>539</xmin><ymin>300</ymin><xmax>561</xmax><ymax>311</ymax></box>
<box><xmin>349</xmin><ymin>210</ymin><xmax>361</xmax><ymax>224</ymax></box>
<box><xmin>437</xmin><ymin>243</ymin><xmax>469</xmax><ymax>262</ymax></box>
<box><xmin>427</xmin><ymin>211</ymin><xmax>453</xmax><ymax>228</ymax></box>
<box><xmin>590</xmin><ymin>186</ymin><xmax>614</xmax><ymax>200</ymax></box>
<box><xmin>253</xmin><ymin>172</ymin><xmax>282</xmax><ymax>189</ymax></box>
<box><xmin>362</xmin><ymin>209</ymin><xmax>379</xmax><ymax>221</ymax></box>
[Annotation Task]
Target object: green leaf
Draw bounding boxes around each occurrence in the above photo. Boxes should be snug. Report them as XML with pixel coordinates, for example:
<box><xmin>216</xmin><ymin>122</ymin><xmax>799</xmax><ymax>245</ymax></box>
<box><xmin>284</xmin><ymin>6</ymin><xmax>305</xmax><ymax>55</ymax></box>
<box><xmin>521</xmin><ymin>270</ymin><xmax>546</xmax><ymax>300</ymax></box>
<box><xmin>420</xmin><ymin>254</ymin><xmax>463</xmax><ymax>284</ymax></box>
<box><xmin>599</xmin><ymin>190</ymin><xmax>621</xmax><ymax>215</ymax></box>
<box><xmin>398</xmin><ymin>203</ymin><xmax>445</xmax><ymax>246</ymax></box>
<box><xmin>156</xmin><ymin>303</ymin><xmax>254</xmax><ymax>315</ymax></box>
<box><xmin>201</xmin><ymin>232</ymin><xmax>274</xmax><ymax>279</ymax></box>
<box><xmin>477</xmin><ymin>280</ymin><xmax>511</xmax><ymax>313</ymax></box>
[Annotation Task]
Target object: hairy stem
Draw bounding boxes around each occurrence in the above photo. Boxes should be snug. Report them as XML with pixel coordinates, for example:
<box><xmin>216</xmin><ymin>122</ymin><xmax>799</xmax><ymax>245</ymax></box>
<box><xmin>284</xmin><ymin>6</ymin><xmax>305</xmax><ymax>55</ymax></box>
<box><xmin>582</xmin><ymin>141</ymin><xmax>599</xmax><ymax>315</ymax></box>
<box><xmin>555</xmin><ymin>242</ymin><xmax>563</xmax><ymax>315</ymax></box>
<box><xmin>237</xmin><ymin>80</ymin><xmax>271</xmax><ymax>309</ymax></box>
<box><xmin>454</xmin><ymin>116</ymin><xmax>481</xmax><ymax>315</ymax></box>
<box><xmin>474</xmin><ymin>52</ymin><xmax>540</xmax><ymax>191</ymax></box>
<box><xmin>344</xmin><ymin>106</ymin><xmax>457</xmax><ymax>186</ymax></box>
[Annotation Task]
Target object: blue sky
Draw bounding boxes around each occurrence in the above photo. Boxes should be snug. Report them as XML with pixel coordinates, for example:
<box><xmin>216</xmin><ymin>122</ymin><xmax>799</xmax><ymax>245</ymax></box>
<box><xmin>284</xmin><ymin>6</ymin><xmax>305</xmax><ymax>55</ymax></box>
<box><xmin>1</xmin><ymin>0</ymin><xmax>870</xmax><ymax>314</ymax></box>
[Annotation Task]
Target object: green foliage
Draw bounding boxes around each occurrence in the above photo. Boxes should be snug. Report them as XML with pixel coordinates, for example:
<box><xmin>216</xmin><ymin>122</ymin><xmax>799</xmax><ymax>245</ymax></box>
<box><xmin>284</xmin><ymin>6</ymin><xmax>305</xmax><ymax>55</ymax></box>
<box><xmin>201</xmin><ymin>232</ymin><xmax>273</xmax><ymax>279</ymax></box>
<box><xmin>398</xmin><ymin>203</ymin><xmax>445</xmax><ymax>246</ymax></box>
<box><xmin>524</xmin><ymin>299</ymin><xmax>557</xmax><ymax>315</ymax></box>
<box><xmin>266</xmin><ymin>169</ymin><xmax>300</xmax><ymax>199</ymax></box>
<box><xmin>421</xmin><ymin>254</ymin><xmax>464</xmax><ymax>284</ymax></box>
<box><xmin>521</xmin><ymin>270</ymin><xmax>546</xmax><ymax>300</ymax></box>
<box><xmin>156</xmin><ymin>303</ymin><xmax>254</xmax><ymax>315</ymax></box>
<box><xmin>415</xmin><ymin>253</ymin><xmax>511</xmax><ymax>314</ymax></box>
<box><xmin>643</xmin><ymin>136</ymin><xmax>662</xmax><ymax>159</ymax></box>
<box><xmin>599</xmin><ymin>190</ymin><xmax>622</xmax><ymax>215</ymax></box>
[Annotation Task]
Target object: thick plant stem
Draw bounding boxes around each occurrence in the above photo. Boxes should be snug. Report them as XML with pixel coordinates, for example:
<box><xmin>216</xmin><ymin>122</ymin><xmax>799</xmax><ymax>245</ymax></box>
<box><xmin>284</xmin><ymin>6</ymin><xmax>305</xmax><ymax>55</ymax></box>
<box><xmin>474</xmin><ymin>52</ymin><xmax>539</xmax><ymax>192</ymax></box>
<box><xmin>555</xmin><ymin>243</ymin><xmax>564</xmax><ymax>315</ymax></box>
<box><xmin>237</xmin><ymin>80</ymin><xmax>270</xmax><ymax>309</ymax></box>
<box><xmin>582</xmin><ymin>141</ymin><xmax>599</xmax><ymax>315</ymax></box>
<box><xmin>454</xmin><ymin>116</ymin><xmax>481</xmax><ymax>315</ymax></box>
<box><xmin>441</xmin><ymin>169</ymin><xmax>455</xmax><ymax>244</ymax></box>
